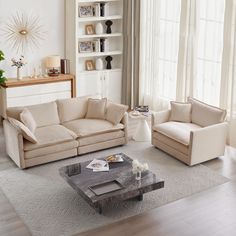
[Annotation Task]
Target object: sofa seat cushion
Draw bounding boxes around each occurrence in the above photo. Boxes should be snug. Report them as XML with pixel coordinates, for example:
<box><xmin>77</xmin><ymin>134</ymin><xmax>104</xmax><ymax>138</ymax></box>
<box><xmin>153</xmin><ymin>132</ymin><xmax>189</xmax><ymax>155</ymax></box>
<box><xmin>78</xmin><ymin>130</ymin><xmax>125</xmax><ymax>146</ymax></box>
<box><xmin>153</xmin><ymin>121</ymin><xmax>201</xmax><ymax>145</ymax></box>
<box><xmin>63</xmin><ymin>119</ymin><xmax>124</xmax><ymax>138</ymax></box>
<box><xmin>24</xmin><ymin>125</ymin><xmax>77</xmax><ymax>151</ymax></box>
<box><xmin>24</xmin><ymin>140</ymin><xmax>78</xmax><ymax>159</ymax></box>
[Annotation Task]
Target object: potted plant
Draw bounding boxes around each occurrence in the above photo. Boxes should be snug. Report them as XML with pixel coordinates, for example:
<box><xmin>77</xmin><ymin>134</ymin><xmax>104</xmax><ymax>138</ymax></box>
<box><xmin>0</xmin><ymin>50</ymin><xmax>7</xmax><ymax>85</ymax></box>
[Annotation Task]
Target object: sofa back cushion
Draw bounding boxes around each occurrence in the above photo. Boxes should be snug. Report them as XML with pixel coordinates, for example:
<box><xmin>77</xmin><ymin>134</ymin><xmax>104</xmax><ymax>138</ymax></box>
<box><xmin>6</xmin><ymin>101</ymin><xmax>60</xmax><ymax>128</ymax></box>
<box><xmin>86</xmin><ymin>98</ymin><xmax>107</xmax><ymax>119</ymax></box>
<box><xmin>20</xmin><ymin>108</ymin><xmax>37</xmax><ymax>133</ymax></box>
<box><xmin>169</xmin><ymin>101</ymin><xmax>192</xmax><ymax>123</ymax></box>
<box><xmin>57</xmin><ymin>97</ymin><xmax>88</xmax><ymax>123</ymax></box>
<box><xmin>188</xmin><ymin>97</ymin><xmax>226</xmax><ymax>127</ymax></box>
<box><xmin>8</xmin><ymin>117</ymin><xmax>38</xmax><ymax>143</ymax></box>
<box><xmin>106</xmin><ymin>102</ymin><xmax>128</xmax><ymax>125</ymax></box>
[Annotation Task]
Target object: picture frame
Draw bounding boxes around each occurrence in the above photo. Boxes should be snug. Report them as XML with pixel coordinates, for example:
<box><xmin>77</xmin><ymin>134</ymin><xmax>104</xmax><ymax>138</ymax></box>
<box><xmin>85</xmin><ymin>60</ymin><xmax>95</xmax><ymax>71</ymax></box>
<box><xmin>79</xmin><ymin>41</ymin><xmax>94</xmax><ymax>53</ymax></box>
<box><xmin>85</xmin><ymin>24</ymin><xmax>95</xmax><ymax>35</ymax></box>
<box><xmin>79</xmin><ymin>5</ymin><xmax>94</xmax><ymax>18</ymax></box>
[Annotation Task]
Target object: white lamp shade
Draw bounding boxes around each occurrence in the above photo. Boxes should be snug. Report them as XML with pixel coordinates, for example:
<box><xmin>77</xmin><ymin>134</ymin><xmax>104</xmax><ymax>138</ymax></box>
<box><xmin>46</xmin><ymin>55</ymin><xmax>60</xmax><ymax>68</ymax></box>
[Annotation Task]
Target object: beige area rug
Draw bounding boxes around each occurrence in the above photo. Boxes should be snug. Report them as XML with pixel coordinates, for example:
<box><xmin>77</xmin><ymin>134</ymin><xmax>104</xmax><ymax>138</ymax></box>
<box><xmin>0</xmin><ymin>128</ymin><xmax>228</xmax><ymax>236</ymax></box>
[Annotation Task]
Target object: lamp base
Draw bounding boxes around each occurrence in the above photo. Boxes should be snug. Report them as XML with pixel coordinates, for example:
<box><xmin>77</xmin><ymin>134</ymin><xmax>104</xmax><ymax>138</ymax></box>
<box><xmin>48</xmin><ymin>68</ymin><xmax>60</xmax><ymax>77</ymax></box>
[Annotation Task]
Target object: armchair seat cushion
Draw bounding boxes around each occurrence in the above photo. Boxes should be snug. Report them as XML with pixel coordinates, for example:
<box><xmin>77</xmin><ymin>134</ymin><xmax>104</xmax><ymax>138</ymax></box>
<box><xmin>153</xmin><ymin>121</ymin><xmax>201</xmax><ymax>145</ymax></box>
<box><xmin>63</xmin><ymin>119</ymin><xmax>124</xmax><ymax>138</ymax></box>
<box><xmin>24</xmin><ymin>125</ymin><xmax>77</xmax><ymax>151</ymax></box>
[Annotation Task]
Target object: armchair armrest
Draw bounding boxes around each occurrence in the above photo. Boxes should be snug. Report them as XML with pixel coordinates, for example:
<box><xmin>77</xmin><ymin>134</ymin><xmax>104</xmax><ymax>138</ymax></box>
<box><xmin>121</xmin><ymin>112</ymin><xmax>129</xmax><ymax>144</ymax></box>
<box><xmin>189</xmin><ymin>122</ymin><xmax>228</xmax><ymax>165</ymax></box>
<box><xmin>151</xmin><ymin>110</ymin><xmax>171</xmax><ymax>127</ymax></box>
<box><xmin>3</xmin><ymin>120</ymin><xmax>25</xmax><ymax>169</ymax></box>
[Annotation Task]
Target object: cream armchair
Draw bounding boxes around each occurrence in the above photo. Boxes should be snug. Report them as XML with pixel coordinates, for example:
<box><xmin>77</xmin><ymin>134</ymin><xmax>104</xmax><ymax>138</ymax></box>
<box><xmin>151</xmin><ymin>97</ymin><xmax>228</xmax><ymax>166</ymax></box>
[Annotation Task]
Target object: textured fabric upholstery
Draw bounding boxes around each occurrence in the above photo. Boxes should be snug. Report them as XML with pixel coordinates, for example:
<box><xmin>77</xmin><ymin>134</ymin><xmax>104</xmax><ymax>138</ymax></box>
<box><xmin>188</xmin><ymin>97</ymin><xmax>226</xmax><ymax>127</ymax></box>
<box><xmin>63</xmin><ymin>119</ymin><xmax>124</xmax><ymax>137</ymax></box>
<box><xmin>153</xmin><ymin>121</ymin><xmax>201</xmax><ymax>145</ymax></box>
<box><xmin>20</xmin><ymin>108</ymin><xmax>37</xmax><ymax>133</ymax></box>
<box><xmin>24</xmin><ymin>125</ymin><xmax>77</xmax><ymax>151</ymax></box>
<box><xmin>7</xmin><ymin>101</ymin><xmax>60</xmax><ymax>128</ymax></box>
<box><xmin>8</xmin><ymin>118</ymin><xmax>37</xmax><ymax>143</ymax></box>
<box><xmin>57</xmin><ymin>96</ymin><xmax>89</xmax><ymax>123</ymax></box>
<box><xmin>25</xmin><ymin>140</ymin><xmax>78</xmax><ymax>159</ymax></box>
<box><xmin>86</xmin><ymin>98</ymin><xmax>107</xmax><ymax>119</ymax></box>
<box><xmin>78</xmin><ymin>130</ymin><xmax>125</xmax><ymax>146</ymax></box>
<box><xmin>106</xmin><ymin>102</ymin><xmax>128</xmax><ymax>125</ymax></box>
<box><xmin>170</xmin><ymin>102</ymin><xmax>192</xmax><ymax>123</ymax></box>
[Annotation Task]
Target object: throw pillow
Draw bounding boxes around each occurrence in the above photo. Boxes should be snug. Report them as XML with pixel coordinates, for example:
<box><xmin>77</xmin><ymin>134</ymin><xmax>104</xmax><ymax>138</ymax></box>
<box><xmin>86</xmin><ymin>98</ymin><xmax>107</xmax><ymax>119</ymax></box>
<box><xmin>8</xmin><ymin>118</ymin><xmax>38</xmax><ymax>143</ymax></box>
<box><xmin>106</xmin><ymin>102</ymin><xmax>128</xmax><ymax>125</ymax></box>
<box><xmin>188</xmin><ymin>97</ymin><xmax>227</xmax><ymax>127</ymax></box>
<box><xmin>170</xmin><ymin>101</ymin><xmax>192</xmax><ymax>123</ymax></box>
<box><xmin>20</xmin><ymin>108</ymin><xmax>37</xmax><ymax>133</ymax></box>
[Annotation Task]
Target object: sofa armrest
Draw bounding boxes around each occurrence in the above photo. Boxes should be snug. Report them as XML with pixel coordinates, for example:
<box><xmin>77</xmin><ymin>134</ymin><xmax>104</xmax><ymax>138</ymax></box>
<box><xmin>189</xmin><ymin>122</ymin><xmax>228</xmax><ymax>165</ymax></box>
<box><xmin>121</xmin><ymin>112</ymin><xmax>128</xmax><ymax>144</ymax></box>
<box><xmin>3</xmin><ymin>120</ymin><xmax>25</xmax><ymax>169</ymax></box>
<box><xmin>151</xmin><ymin>110</ymin><xmax>171</xmax><ymax>127</ymax></box>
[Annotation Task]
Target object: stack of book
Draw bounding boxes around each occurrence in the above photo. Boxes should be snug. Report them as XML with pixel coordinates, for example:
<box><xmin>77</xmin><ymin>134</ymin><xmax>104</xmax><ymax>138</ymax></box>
<box><xmin>94</xmin><ymin>3</ymin><xmax>109</xmax><ymax>17</ymax></box>
<box><xmin>86</xmin><ymin>159</ymin><xmax>109</xmax><ymax>172</ymax></box>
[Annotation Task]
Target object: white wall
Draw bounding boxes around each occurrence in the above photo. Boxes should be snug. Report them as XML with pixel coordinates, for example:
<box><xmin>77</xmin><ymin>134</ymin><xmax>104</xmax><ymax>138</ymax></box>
<box><xmin>0</xmin><ymin>0</ymin><xmax>65</xmax><ymax>78</ymax></box>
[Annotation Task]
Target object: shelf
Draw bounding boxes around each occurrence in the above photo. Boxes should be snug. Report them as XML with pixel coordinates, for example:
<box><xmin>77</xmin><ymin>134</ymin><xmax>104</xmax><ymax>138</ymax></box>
<box><xmin>79</xmin><ymin>0</ymin><xmax>120</xmax><ymax>2</ymax></box>
<box><xmin>78</xmin><ymin>33</ymin><xmax>122</xmax><ymax>39</ymax></box>
<box><xmin>78</xmin><ymin>15</ymin><xmax>122</xmax><ymax>22</ymax></box>
<box><xmin>79</xmin><ymin>68</ymin><xmax>122</xmax><ymax>75</ymax></box>
<box><xmin>78</xmin><ymin>50</ymin><xmax>122</xmax><ymax>58</ymax></box>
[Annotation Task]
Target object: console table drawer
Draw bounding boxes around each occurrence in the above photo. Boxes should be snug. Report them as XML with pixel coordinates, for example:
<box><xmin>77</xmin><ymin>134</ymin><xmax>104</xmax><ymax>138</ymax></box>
<box><xmin>6</xmin><ymin>81</ymin><xmax>71</xmax><ymax>98</ymax></box>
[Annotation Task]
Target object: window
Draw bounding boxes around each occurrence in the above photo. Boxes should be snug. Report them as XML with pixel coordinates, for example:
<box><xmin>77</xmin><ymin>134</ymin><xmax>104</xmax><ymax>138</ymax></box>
<box><xmin>140</xmin><ymin>0</ymin><xmax>181</xmax><ymax>108</ymax></box>
<box><xmin>194</xmin><ymin>0</ymin><xmax>225</xmax><ymax>106</ymax></box>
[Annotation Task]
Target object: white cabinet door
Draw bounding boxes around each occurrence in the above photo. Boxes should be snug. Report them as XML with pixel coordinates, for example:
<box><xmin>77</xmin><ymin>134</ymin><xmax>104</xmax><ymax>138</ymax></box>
<box><xmin>77</xmin><ymin>73</ymin><xmax>102</xmax><ymax>97</ymax></box>
<box><xmin>105</xmin><ymin>70</ymin><xmax>122</xmax><ymax>103</ymax></box>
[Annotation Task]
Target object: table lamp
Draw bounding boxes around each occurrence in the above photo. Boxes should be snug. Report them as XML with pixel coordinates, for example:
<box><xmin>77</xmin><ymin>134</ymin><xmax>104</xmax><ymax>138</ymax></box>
<box><xmin>46</xmin><ymin>55</ymin><xmax>60</xmax><ymax>76</ymax></box>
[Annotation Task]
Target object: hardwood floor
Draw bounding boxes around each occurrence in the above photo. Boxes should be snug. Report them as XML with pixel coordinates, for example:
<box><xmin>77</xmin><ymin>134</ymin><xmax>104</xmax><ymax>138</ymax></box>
<box><xmin>0</xmin><ymin>122</ymin><xmax>236</xmax><ymax>236</ymax></box>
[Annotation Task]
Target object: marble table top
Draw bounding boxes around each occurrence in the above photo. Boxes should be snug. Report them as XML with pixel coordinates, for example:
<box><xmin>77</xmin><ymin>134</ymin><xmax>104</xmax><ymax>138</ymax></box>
<box><xmin>59</xmin><ymin>153</ymin><xmax>164</xmax><ymax>213</ymax></box>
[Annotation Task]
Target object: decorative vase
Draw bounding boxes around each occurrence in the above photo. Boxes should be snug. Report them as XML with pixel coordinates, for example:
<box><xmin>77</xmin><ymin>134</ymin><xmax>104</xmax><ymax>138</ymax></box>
<box><xmin>135</xmin><ymin>171</ymin><xmax>142</xmax><ymax>181</ymax></box>
<box><xmin>95</xmin><ymin>23</ymin><xmax>103</xmax><ymax>34</ymax></box>
<box><xmin>95</xmin><ymin>58</ymin><xmax>103</xmax><ymax>70</ymax></box>
<box><xmin>17</xmin><ymin>67</ymin><xmax>22</xmax><ymax>80</ymax></box>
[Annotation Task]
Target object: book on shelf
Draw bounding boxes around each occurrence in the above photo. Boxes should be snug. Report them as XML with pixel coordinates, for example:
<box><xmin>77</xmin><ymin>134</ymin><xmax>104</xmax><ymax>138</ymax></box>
<box><xmin>94</xmin><ymin>3</ymin><xmax>100</xmax><ymax>17</ymax></box>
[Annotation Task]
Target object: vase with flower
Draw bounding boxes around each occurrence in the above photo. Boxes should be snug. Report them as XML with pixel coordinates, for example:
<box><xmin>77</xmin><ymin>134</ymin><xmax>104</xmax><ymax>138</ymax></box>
<box><xmin>132</xmin><ymin>159</ymin><xmax>149</xmax><ymax>180</ymax></box>
<box><xmin>11</xmin><ymin>55</ymin><xmax>27</xmax><ymax>80</ymax></box>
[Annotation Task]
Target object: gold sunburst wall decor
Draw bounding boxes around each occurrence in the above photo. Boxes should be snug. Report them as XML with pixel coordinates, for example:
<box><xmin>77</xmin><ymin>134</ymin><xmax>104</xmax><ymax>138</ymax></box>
<box><xmin>2</xmin><ymin>12</ymin><xmax>46</xmax><ymax>53</ymax></box>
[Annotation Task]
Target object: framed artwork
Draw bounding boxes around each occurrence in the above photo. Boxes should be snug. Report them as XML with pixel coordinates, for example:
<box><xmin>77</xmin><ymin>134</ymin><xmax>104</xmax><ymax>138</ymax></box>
<box><xmin>79</xmin><ymin>6</ymin><xmax>94</xmax><ymax>18</ymax></box>
<box><xmin>85</xmin><ymin>24</ymin><xmax>95</xmax><ymax>35</ymax></box>
<box><xmin>79</xmin><ymin>41</ymin><xmax>93</xmax><ymax>53</ymax></box>
<box><xmin>85</xmin><ymin>60</ymin><xmax>95</xmax><ymax>71</ymax></box>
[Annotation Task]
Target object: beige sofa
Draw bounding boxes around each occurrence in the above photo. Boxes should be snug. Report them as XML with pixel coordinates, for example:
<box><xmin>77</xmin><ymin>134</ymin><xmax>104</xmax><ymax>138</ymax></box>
<box><xmin>152</xmin><ymin>97</ymin><xmax>228</xmax><ymax>166</ymax></box>
<box><xmin>3</xmin><ymin>97</ymin><xmax>128</xmax><ymax>169</ymax></box>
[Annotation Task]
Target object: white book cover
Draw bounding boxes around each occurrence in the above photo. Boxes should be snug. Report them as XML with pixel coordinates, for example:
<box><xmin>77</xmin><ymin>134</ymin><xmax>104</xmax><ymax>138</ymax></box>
<box><xmin>86</xmin><ymin>159</ymin><xmax>107</xmax><ymax>170</ymax></box>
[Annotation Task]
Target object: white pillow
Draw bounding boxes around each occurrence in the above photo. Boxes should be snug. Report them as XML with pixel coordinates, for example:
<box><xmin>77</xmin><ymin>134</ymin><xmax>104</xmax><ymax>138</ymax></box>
<box><xmin>8</xmin><ymin>118</ymin><xmax>38</xmax><ymax>143</ymax></box>
<box><xmin>20</xmin><ymin>108</ymin><xmax>37</xmax><ymax>133</ymax></box>
<box><xmin>170</xmin><ymin>101</ymin><xmax>192</xmax><ymax>123</ymax></box>
<box><xmin>106</xmin><ymin>102</ymin><xmax>128</xmax><ymax>125</ymax></box>
<box><xmin>86</xmin><ymin>98</ymin><xmax>107</xmax><ymax>119</ymax></box>
<box><xmin>188</xmin><ymin>97</ymin><xmax>226</xmax><ymax>127</ymax></box>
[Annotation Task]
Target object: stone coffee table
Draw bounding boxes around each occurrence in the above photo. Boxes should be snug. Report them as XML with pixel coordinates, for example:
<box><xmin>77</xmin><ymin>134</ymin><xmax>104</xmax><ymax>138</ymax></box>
<box><xmin>59</xmin><ymin>153</ymin><xmax>164</xmax><ymax>214</ymax></box>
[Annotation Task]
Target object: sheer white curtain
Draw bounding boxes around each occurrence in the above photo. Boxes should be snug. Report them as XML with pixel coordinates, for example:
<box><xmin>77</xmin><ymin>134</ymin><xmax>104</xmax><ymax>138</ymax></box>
<box><xmin>139</xmin><ymin>0</ymin><xmax>181</xmax><ymax>110</ymax></box>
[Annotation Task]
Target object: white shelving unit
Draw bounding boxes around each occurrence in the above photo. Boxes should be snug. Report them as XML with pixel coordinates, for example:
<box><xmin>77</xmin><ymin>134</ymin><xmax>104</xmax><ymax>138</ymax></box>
<box><xmin>66</xmin><ymin>0</ymin><xmax>123</xmax><ymax>103</ymax></box>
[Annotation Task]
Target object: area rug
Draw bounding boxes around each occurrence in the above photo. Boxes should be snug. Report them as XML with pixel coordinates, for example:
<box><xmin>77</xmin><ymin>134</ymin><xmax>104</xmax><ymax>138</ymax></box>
<box><xmin>0</xmin><ymin>135</ymin><xmax>228</xmax><ymax>236</ymax></box>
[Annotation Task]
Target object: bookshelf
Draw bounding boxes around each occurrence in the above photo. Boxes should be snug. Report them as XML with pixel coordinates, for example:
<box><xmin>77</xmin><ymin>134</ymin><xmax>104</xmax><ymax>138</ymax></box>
<box><xmin>66</xmin><ymin>0</ymin><xmax>123</xmax><ymax>103</ymax></box>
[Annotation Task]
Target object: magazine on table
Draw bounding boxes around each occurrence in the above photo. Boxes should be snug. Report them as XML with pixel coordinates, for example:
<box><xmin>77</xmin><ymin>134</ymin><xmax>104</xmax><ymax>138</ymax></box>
<box><xmin>86</xmin><ymin>159</ymin><xmax>109</xmax><ymax>172</ymax></box>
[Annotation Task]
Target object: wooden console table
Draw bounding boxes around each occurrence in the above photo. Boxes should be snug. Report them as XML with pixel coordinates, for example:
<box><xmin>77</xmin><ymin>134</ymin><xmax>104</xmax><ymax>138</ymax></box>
<box><xmin>0</xmin><ymin>74</ymin><xmax>75</xmax><ymax>119</ymax></box>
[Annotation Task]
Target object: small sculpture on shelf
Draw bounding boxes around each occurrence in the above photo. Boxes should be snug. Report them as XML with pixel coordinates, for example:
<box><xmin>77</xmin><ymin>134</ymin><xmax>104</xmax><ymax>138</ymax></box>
<box><xmin>105</xmin><ymin>56</ymin><xmax>113</xmax><ymax>69</ymax></box>
<box><xmin>105</xmin><ymin>20</ymin><xmax>113</xmax><ymax>34</ymax></box>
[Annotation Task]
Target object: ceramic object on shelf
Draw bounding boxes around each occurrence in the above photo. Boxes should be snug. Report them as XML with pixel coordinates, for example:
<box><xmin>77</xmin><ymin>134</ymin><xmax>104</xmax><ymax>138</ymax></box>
<box><xmin>95</xmin><ymin>58</ymin><xmax>103</xmax><ymax>70</ymax></box>
<box><xmin>95</xmin><ymin>23</ymin><xmax>104</xmax><ymax>34</ymax></box>
<box><xmin>17</xmin><ymin>67</ymin><xmax>22</xmax><ymax>80</ymax></box>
